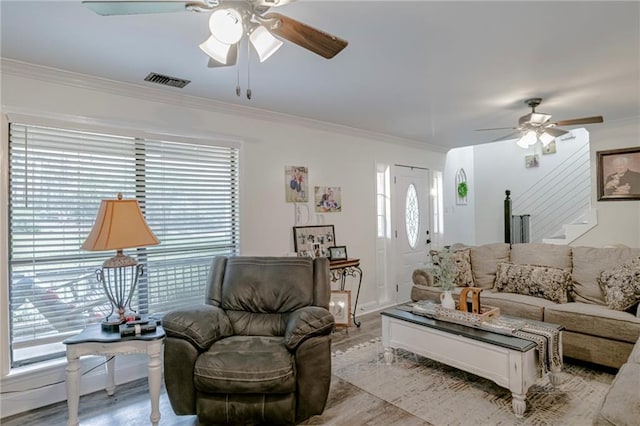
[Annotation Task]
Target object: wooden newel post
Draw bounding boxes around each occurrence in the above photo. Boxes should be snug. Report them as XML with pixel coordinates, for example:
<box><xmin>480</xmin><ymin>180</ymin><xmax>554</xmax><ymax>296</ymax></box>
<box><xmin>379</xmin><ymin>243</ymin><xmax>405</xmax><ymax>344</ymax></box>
<box><xmin>504</xmin><ymin>190</ymin><xmax>512</xmax><ymax>244</ymax></box>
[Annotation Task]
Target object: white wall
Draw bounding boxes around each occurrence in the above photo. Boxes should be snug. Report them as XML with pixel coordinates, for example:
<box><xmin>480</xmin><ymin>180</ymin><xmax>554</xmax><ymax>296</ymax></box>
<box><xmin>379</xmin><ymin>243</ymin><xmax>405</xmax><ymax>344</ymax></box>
<box><xmin>573</xmin><ymin>117</ymin><xmax>640</xmax><ymax>247</ymax></box>
<box><xmin>442</xmin><ymin>146</ymin><xmax>475</xmax><ymax>246</ymax></box>
<box><xmin>473</xmin><ymin>128</ymin><xmax>590</xmax><ymax>244</ymax></box>
<box><xmin>0</xmin><ymin>60</ymin><xmax>446</xmax><ymax>415</ymax></box>
<box><xmin>444</xmin><ymin>121</ymin><xmax>640</xmax><ymax>248</ymax></box>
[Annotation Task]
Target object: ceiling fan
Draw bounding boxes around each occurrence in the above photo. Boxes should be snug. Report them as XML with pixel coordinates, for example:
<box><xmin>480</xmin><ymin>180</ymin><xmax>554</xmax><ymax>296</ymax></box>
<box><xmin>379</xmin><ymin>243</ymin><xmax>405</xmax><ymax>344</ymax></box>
<box><xmin>477</xmin><ymin>98</ymin><xmax>604</xmax><ymax>148</ymax></box>
<box><xmin>82</xmin><ymin>0</ymin><xmax>348</xmax><ymax>77</ymax></box>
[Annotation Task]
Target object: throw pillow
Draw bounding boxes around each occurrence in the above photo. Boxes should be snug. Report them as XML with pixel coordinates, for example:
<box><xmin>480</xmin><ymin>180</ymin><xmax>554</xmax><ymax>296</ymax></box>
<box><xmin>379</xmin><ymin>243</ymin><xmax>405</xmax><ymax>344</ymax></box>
<box><xmin>597</xmin><ymin>258</ymin><xmax>640</xmax><ymax>312</ymax></box>
<box><xmin>430</xmin><ymin>248</ymin><xmax>474</xmax><ymax>287</ymax></box>
<box><xmin>494</xmin><ymin>262</ymin><xmax>573</xmax><ymax>304</ymax></box>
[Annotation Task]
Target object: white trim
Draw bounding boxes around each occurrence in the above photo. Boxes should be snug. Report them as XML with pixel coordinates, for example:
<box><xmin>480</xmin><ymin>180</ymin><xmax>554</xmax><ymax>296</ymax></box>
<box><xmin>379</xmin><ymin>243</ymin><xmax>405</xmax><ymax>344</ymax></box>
<box><xmin>1</xmin><ymin>58</ymin><xmax>446</xmax><ymax>153</ymax></box>
<box><xmin>3</xmin><ymin>111</ymin><xmax>243</xmax><ymax>149</ymax></box>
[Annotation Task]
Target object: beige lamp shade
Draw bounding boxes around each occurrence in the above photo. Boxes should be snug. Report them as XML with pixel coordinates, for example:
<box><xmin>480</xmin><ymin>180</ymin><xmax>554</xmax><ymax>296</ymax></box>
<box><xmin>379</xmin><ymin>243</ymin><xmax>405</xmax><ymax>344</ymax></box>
<box><xmin>82</xmin><ymin>194</ymin><xmax>160</xmax><ymax>252</ymax></box>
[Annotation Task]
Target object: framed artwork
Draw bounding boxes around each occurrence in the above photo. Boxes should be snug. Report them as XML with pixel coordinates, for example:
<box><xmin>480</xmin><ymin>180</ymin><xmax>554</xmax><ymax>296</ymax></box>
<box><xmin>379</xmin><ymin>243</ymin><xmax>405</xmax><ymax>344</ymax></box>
<box><xmin>329</xmin><ymin>291</ymin><xmax>351</xmax><ymax>327</ymax></box>
<box><xmin>525</xmin><ymin>154</ymin><xmax>539</xmax><ymax>168</ymax></box>
<box><xmin>597</xmin><ymin>147</ymin><xmax>640</xmax><ymax>201</ymax></box>
<box><xmin>329</xmin><ymin>245</ymin><xmax>348</xmax><ymax>261</ymax></box>
<box><xmin>293</xmin><ymin>225</ymin><xmax>336</xmax><ymax>258</ymax></box>
<box><xmin>285</xmin><ymin>165</ymin><xmax>308</xmax><ymax>203</ymax></box>
<box><xmin>314</xmin><ymin>186</ymin><xmax>341</xmax><ymax>213</ymax></box>
<box><xmin>542</xmin><ymin>141</ymin><xmax>557</xmax><ymax>155</ymax></box>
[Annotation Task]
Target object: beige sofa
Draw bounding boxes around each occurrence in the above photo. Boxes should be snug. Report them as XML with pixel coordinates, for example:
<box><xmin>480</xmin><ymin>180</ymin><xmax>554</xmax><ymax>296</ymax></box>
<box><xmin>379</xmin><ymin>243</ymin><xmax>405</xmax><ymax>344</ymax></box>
<box><xmin>411</xmin><ymin>243</ymin><xmax>640</xmax><ymax>369</ymax></box>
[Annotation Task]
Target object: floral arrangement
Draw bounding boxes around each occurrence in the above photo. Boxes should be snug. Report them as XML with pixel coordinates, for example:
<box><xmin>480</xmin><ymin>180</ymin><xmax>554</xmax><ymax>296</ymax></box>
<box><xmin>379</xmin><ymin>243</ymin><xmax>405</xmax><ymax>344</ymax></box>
<box><xmin>432</xmin><ymin>247</ymin><xmax>457</xmax><ymax>292</ymax></box>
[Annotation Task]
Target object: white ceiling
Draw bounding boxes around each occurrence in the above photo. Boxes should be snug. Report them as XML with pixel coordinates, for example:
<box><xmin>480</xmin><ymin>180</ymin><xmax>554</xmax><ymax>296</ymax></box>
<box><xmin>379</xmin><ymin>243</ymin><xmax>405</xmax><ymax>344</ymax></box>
<box><xmin>2</xmin><ymin>1</ymin><xmax>639</xmax><ymax>150</ymax></box>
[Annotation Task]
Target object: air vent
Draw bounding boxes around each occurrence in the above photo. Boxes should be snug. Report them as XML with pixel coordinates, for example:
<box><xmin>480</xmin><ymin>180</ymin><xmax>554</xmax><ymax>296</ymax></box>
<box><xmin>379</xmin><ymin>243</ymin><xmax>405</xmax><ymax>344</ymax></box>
<box><xmin>144</xmin><ymin>72</ymin><xmax>191</xmax><ymax>88</ymax></box>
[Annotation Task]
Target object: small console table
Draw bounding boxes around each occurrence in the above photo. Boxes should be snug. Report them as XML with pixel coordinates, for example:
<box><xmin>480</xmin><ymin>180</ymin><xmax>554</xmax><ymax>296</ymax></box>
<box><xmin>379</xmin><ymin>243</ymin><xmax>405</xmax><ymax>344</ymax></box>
<box><xmin>329</xmin><ymin>258</ymin><xmax>363</xmax><ymax>327</ymax></box>
<box><xmin>63</xmin><ymin>324</ymin><xmax>166</xmax><ymax>426</ymax></box>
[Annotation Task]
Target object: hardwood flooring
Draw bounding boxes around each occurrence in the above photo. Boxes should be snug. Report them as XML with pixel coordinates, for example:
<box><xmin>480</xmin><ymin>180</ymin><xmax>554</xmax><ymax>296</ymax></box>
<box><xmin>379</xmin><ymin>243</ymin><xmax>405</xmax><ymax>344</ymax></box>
<box><xmin>2</xmin><ymin>309</ymin><xmax>429</xmax><ymax>425</ymax></box>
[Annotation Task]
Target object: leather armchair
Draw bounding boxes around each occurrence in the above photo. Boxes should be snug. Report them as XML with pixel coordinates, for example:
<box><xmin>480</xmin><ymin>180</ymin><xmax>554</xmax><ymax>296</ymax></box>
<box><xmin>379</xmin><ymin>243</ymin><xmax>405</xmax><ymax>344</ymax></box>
<box><xmin>163</xmin><ymin>256</ymin><xmax>334</xmax><ymax>425</ymax></box>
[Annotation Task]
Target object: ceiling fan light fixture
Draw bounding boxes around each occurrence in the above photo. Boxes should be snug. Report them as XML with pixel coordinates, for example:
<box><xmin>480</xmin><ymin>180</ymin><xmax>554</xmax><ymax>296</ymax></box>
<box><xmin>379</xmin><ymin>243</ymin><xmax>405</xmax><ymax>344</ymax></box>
<box><xmin>200</xmin><ymin>36</ymin><xmax>233</xmax><ymax>64</ymax></box>
<box><xmin>249</xmin><ymin>25</ymin><xmax>283</xmax><ymax>62</ymax></box>
<box><xmin>209</xmin><ymin>8</ymin><xmax>244</xmax><ymax>45</ymax></box>
<box><xmin>538</xmin><ymin>131</ymin><xmax>555</xmax><ymax>147</ymax></box>
<box><xmin>516</xmin><ymin>130</ymin><xmax>537</xmax><ymax>149</ymax></box>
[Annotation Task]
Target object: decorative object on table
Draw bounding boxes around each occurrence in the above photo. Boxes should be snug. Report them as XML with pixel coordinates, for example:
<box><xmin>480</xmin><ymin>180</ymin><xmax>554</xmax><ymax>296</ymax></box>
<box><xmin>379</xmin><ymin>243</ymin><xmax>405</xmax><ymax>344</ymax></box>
<box><xmin>314</xmin><ymin>186</ymin><xmax>342</xmax><ymax>213</ymax></box>
<box><xmin>430</xmin><ymin>247</ymin><xmax>457</xmax><ymax>310</ymax></box>
<box><xmin>285</xmin><ymin>165</ymin><xmax>308</xmax><ymax>203</ymax></box>
<box><xmin>81</xmin><ymin>193</ymin><xmax>160</xmax><ymax>331</ymax></box>
<box><xmin>596</xmin><ymin>147</ymin><xmax>640</xmax><ymax>201</ymax></box>
<box><xmin>330</xmin><ymin>290</ymin><xmax>351</xmax><ymax>327</ymax></box>
<box><xmin>293</xmin><ymin>225</ymin><xmax>335</xmax><ymax>258</ymax></box>
<box><xmin>455</xmin><ymin>168</ymin><xmax>468</xmax><ymax>205</ymax></box>
<box><xmin>119</xmin><ymin>320</ymin><xmax>157</xmax><ymax>337</ymax></box>
<box><xmin>328</xmin><ymin>245</ymin><xmax>348</xmax><ymax>261</ymax></box>
<box><xmin>458</xmin><ymin>287</ymin><xmax>483</xmax><ymax>313</ymax></box>
<box><xmin>525</xmin><ymin>154</ymin><xmax>539</xmax><ymax>168</ymax></box>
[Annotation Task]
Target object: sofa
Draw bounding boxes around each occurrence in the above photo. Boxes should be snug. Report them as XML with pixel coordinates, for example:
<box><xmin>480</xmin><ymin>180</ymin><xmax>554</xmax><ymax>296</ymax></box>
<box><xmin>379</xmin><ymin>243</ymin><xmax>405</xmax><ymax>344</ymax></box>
<box><xmin>595</xmin><ymin>336</ymin><xmax>640</xmax><ymax>425</ymax></box>
<box><xmin>411</xmin><ymin>243</ymin><xmax>640</xmax><ymax>369</ymax></box>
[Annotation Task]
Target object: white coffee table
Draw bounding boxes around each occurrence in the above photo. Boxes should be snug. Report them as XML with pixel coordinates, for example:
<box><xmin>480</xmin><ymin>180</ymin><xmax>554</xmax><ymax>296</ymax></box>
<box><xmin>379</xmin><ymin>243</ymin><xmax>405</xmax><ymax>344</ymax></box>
<box><xmin>381</xmin><ymin>308</ymin><xmax>562</xmax><ymax>418</ymax></box>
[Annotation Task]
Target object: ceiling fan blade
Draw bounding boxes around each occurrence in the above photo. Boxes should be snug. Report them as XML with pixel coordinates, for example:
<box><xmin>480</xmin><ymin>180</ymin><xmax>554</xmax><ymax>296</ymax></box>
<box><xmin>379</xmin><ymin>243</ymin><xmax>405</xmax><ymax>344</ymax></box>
<box><xmin>552</xmin><ymin>116</ymin><xmax>604</xmax><ymax>127</ymax></box>
<box><xmin>543</xmin><ymin>127</ymin><xmax>568</xmax><ymax>137</ymax></box>
<box><xmin>489</xmin><ymin>131</ymin><xmax>522</xmax><ymax>143</ymax></box>
<box><xmin>82</xmin><ymin>1</ymin><xmax>206</xmax><ymax>16</ymax></box>
<box><xmin>263</xmin><ymin>12</ymin><xmax>348</xmax><ymax>59</ymax></box>
<box><xmin>476</xmin><ymin>126</ymin><xmax>517</xmax><ymax>131</ymax></box>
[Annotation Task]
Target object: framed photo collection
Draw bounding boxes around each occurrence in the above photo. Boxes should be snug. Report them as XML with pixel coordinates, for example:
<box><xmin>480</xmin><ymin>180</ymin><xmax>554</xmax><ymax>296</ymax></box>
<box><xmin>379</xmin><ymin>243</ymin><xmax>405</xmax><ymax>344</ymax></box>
<box><xmin>293</xmin><ymin>225</ymin><xmax>336</xmax><ymax>258</ymax></box>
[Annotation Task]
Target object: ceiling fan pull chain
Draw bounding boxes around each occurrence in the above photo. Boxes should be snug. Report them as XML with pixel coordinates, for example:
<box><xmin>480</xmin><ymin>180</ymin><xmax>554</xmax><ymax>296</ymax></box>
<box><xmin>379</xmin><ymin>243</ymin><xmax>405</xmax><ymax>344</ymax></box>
<box><xmin>236</xmin><ymin>63</ymin><xmax>241</xmax><ymax>97</ymax></box>
<box><xmin>246</xmin><ymin>40</ymin><xmax>252</xmax><ymax>100</ymax></box>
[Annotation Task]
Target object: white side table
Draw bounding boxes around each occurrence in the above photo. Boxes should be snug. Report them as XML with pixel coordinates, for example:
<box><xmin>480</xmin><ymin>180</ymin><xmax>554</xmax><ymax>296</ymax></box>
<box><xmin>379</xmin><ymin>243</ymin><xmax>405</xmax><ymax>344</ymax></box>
<box><xmin>63</xmin><ymin>324</ymin><xmax>166</xmax><ymax>426</ymax></box>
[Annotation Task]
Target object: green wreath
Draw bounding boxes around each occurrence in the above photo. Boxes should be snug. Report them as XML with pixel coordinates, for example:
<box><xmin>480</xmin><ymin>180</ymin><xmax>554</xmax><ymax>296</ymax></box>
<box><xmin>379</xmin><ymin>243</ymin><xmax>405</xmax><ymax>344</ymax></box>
<box><xmin>457</xmin><ymin>181</ymin><xmax>468</xmax><ymax>198</ymax></box>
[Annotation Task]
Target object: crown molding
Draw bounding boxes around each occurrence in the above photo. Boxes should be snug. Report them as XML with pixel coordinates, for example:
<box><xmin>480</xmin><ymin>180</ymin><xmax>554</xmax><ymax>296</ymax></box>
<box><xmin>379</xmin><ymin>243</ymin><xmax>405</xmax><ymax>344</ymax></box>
<box><xmin>1</xmin><ymin>58</ymin><xmax>445</xmax><ymax>153</ymax></box>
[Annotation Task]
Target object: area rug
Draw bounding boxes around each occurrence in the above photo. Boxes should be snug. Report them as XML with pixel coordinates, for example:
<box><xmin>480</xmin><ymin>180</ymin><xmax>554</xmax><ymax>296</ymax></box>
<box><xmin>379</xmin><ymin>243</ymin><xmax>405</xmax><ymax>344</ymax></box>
<box><xmin>332</xmin><ymin>339</ymin><xmax>614</xmax><ymax>425</ymax></box>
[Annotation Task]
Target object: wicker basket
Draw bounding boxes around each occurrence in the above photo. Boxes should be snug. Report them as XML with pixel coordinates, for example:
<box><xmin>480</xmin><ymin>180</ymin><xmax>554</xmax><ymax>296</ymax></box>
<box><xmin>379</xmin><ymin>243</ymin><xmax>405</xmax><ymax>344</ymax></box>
<box><xmin>435</xmin><ymin>304</ymin><xmax>500</xmax><ymax>327</ymax></box>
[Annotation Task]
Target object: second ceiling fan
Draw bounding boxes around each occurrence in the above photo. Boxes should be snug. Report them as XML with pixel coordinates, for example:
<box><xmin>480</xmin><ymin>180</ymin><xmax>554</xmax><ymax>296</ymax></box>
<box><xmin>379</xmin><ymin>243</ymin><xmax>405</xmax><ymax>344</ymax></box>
<box><xmin>477</xmin><ymin>98</ymin><xmax>604</xmax><ymax>148</ymax></box>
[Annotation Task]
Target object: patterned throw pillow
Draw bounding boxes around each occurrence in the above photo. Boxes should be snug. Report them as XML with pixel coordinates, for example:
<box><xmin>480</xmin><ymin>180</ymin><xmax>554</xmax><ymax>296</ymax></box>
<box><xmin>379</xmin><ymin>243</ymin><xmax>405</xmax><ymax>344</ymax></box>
<box><xmin>597</xmin><ymin>258</ymin><xmax>640</xmax><ymax>312</ymax></box>
<box><xmin>494</xmin><ymin>262</ymin><xmax>572</xmax><ymax>304</ymax></box>
<box><xmin>430</xmin><ymin>248</ymin><xmax>474</xmax><ymax>287</ymax></box>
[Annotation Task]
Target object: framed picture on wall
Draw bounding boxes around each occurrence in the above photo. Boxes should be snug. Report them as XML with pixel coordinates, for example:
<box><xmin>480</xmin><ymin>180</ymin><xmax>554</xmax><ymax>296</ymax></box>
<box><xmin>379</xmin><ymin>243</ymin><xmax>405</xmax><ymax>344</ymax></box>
<box><xmin>597</xmin><ymin>147</ymin><xmax>640</xmax><ymax>201</ymax></box>
<box><xmin>293</xmin><ymin>225</ymin><xmax>336</xmax><ymax>258</ymax></box>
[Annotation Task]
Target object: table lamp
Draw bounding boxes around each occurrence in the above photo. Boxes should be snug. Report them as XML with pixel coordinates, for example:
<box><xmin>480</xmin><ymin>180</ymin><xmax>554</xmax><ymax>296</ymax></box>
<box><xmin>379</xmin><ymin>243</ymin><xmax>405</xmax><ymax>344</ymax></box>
<box><xmin>81</xmin><ymin>193</ymin><xmax>160</xmax><ymax>331</ymax></box>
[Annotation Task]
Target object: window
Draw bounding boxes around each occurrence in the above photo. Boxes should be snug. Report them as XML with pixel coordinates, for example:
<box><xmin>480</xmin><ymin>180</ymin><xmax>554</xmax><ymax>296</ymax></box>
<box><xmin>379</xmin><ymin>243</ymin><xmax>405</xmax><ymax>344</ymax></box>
<box><xmin>8</xmin><ymin>122</ymin><xmax>240</xmax><ymax>366</ymax></box>
<box><xmin>376</xmin><ymin>166</ymin><xmax>391</xmax><ymax>239</ymax></box>
<box><xmin>404</xmin><ymin>183</ymin><xmax>419</xmax><ymax>248</ymax></box>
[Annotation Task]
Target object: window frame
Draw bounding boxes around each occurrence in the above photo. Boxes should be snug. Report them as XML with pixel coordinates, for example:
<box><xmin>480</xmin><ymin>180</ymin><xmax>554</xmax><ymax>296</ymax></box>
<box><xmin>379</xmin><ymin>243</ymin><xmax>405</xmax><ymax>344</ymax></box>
<box><xmin>2</xmin><ymin>113</ymin><xmax>242</xmax><ymax>369</ymax></box>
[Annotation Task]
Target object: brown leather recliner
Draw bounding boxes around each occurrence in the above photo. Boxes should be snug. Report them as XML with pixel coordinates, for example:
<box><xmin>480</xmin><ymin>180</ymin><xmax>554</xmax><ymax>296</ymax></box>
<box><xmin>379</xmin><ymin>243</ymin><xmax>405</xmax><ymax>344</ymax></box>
<box><xmin>162</xmin><ymin>256</ymin><xmax>334</xmax><ymax>425</ymax></box>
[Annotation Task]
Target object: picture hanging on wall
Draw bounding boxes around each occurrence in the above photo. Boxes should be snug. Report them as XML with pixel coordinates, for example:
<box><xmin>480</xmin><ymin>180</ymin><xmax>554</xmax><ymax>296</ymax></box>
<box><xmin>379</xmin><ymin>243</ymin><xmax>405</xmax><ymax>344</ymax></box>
<box><xmin>597</xmin><ymin>147</ymin><xmax>640</xmax><ymax>201</ymax></box>
<box><xmin>285</xmin><ymin>166</ymin><xmax>308</xmax><ymax>203</ymax></box>
<box><xmin>314</xmin><ymin>186</ymin><xmax>342</xmax><ymax>213</ymax></box>
<box><xmin>525</xmin><ymin>154</ymin><xmax>539</xmax><ymax>168</ymax></box>
<box><xmin>542</xmin><ymin>141</ymin><xmax>557</xmax><ymax>155</ymax></box>
<box><xmin>455</xmin><ymin>168</ymin><xmax>468</xmax><ymax>205</ymax></box>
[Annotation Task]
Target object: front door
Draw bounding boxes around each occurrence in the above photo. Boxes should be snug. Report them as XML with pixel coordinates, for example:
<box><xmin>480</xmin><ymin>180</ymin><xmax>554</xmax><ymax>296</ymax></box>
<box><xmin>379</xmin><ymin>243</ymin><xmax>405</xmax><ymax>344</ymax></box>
<box><xmin>393</xmin><ymin>166</ymin><xmax>431</xmax><ymax>303</ymax></box>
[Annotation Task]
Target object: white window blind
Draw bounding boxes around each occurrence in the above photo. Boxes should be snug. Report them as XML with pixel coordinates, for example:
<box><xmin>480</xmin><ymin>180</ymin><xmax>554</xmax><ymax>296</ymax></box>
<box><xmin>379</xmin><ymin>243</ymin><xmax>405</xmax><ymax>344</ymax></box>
<box><xmin>8</xmin><ymin>123</ymin><xmax>240</xmax><ymax>367</ymax></box>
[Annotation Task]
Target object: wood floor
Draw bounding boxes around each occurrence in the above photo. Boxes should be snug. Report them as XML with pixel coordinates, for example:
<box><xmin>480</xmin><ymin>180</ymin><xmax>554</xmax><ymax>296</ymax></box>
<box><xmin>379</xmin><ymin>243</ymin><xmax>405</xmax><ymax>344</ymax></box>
<box><xmin>2</xmin><ymin>309</ymin><xmax>429</xmax><ymax>426</ymax></box>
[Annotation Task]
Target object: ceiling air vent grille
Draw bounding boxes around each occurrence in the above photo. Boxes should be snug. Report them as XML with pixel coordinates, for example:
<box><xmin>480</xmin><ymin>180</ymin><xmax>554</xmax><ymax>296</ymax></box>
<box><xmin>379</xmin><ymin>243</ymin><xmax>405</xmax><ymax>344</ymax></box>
<box><xmin>144</xmin><ymin>72</ymin><xmax>191</xmax><ymax>88</ymax></box>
